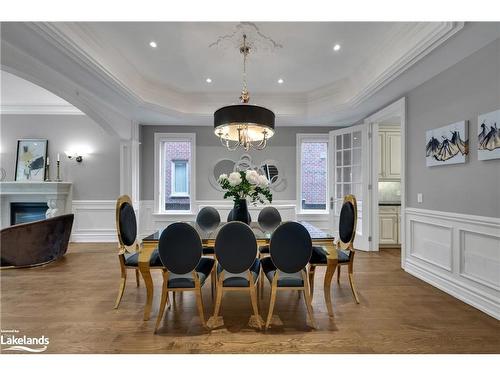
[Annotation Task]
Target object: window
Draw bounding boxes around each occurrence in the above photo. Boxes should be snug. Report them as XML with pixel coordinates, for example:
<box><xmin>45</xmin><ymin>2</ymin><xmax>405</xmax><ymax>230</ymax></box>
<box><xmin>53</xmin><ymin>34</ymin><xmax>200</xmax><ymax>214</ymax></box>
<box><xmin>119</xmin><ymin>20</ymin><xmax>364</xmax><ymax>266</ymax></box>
<box><xmin>171</xmin><ymin>160</ymin><xmax>189</xmax><ymax>197</ymax></box>
<box><xmin>297</xmin><ymin>134</ymin><xmax>329</xmax><ymax>213</ymax></box>
<box><xmin>154</xmin><ymin>133</ymin><xmax>196</xmax><ymax>213</ymax></box>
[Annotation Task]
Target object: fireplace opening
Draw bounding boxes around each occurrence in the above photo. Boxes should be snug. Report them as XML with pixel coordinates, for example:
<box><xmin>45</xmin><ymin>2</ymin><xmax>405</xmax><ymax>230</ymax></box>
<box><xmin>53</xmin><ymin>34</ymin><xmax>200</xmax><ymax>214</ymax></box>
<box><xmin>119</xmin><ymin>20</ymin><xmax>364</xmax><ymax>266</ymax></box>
<box><xmin>10</xmin><ymin>202</ymin><xmax>48</xmax><ymax>225</ymax></box>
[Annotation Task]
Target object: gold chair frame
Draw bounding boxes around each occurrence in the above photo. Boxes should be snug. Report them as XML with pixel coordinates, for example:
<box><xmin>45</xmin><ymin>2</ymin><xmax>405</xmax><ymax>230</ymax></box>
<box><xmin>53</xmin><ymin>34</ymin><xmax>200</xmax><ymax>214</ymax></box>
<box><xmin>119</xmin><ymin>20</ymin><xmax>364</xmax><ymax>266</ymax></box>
<box><xmin>265</xmin><ymin>269</ymin><xmax>317</xmax><ymax>329</ymax></box>
<box><xmin>155</xmin><ymin>266</ymin><xmax>215</xmax><ymax>333</ymax></box>
<box><xmin>211</xmin><ymin>268</ymin><xmax>263</xmax><ymax>329</ymax></box>
<box><xmin>308</xmin><ymin>194</ymin><xmax>360</xmax><ymax>306</ymax></box>
<box><xmin>114</xmin><ymin>195</ymin><xmax>163</xmax><ymax>309</ymax></box>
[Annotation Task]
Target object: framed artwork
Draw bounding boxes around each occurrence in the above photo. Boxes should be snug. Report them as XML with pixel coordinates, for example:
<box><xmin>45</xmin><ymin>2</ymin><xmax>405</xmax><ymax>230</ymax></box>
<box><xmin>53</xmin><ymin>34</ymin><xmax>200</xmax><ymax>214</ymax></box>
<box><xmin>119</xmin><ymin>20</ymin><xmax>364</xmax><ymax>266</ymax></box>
<box><xmin>425</xmin><ymin>121</ymin><xmax>468</xmax><ymax>167</ymax></box>
<box><xmin>478</xmin><ymin>109</ymin><xmax>500</xmax><ymax>161</ymax></box>
<box><xmin>15</xmin><ymin>139</ymin><xmax>48</xmax><ymax>181</ymax></box>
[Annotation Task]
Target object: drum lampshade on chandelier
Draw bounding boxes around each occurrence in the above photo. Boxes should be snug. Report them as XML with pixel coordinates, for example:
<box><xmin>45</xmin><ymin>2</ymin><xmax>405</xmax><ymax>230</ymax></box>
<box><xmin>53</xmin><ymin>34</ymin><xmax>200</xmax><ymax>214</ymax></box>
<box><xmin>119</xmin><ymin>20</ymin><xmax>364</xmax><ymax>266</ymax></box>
<box><xmin>214</xmin><ymin>34</ymin><xmax>275</xmax><ymax>151</ymax></box>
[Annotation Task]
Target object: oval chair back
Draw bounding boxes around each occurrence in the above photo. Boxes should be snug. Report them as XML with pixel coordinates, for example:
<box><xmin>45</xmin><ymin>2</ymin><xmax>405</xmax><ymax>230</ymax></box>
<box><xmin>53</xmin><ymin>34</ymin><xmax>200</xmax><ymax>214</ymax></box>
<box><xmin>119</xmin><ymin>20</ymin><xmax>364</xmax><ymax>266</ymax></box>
<box><xmin>257</xmin><ymin>207</ymin><xmax>281</xmax><ymax>231</ymax></box>
<box><xmin>196</xmin><ymin>206</ymin><xmax>221</xmax><ymax>231</ymax></box>
<box><xmin>227</xmin><ymin>208</ymin><xmax>252</xmax><ymax>223</ymax></box>
<box><xmin>338</xmin><ymin>195</ymin><xmax>357</xmax><ymax>250</ymax></box>
<box><xmin>215</xmin><ymin>221</ymin><xmax>257</xmax><ymax>274</ymax></box>
<box><xmin>116</xmin><ymin>195</ymin><xmax>137</xmax><ymax>248</ymax></box>
<box><xmin>158</xmin><ymin>222</ymin><xmax>202</xmax><ymax>274</ymax></box>
<box><xmin>269</xmin><ymin>222</ymin><xmax>312</xmax><ymax>274</ymax></box>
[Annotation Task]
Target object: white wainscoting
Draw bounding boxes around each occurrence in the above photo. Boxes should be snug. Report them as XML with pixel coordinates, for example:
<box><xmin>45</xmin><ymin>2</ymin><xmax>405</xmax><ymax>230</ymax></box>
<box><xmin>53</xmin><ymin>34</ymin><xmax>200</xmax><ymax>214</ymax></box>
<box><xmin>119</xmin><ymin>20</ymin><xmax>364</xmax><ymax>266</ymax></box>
<box><xmin>71</xmin><ymin>200</ymin><xmax>117</xmax><ymax>242</ymax></box>
<box><xmin>139</xmin><ymin>200</ymin><xmax>331</xmax><ymax>239</ymax></box>
<box><xmin>404</xmin><ymin>207</ymin><xmax>500</xmax><ymax>320</ymax></box>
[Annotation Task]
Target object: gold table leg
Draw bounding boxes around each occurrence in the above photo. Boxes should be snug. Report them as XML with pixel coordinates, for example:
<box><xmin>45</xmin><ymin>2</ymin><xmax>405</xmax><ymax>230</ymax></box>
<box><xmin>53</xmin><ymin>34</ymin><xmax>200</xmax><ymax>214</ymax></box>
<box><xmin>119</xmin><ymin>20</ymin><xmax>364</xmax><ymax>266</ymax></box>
<box><xmin>320</xmin><ymin>241</ymin><xmax>338</xmax><ymax>318</ymax></box>
<box><xmin>138</xmin><ymin>242</ymin><xmax>156</xmax><ymax>321</ymax></box>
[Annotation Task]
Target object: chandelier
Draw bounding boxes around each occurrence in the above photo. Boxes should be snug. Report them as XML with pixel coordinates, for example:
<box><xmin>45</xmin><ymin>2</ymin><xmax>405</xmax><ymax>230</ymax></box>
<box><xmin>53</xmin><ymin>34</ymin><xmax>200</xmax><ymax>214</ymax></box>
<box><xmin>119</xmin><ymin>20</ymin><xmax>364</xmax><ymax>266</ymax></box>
<box><xmin>214</xmin><ymin>34</ymin><xmax>275</xmax><ymax>151</ymax></box>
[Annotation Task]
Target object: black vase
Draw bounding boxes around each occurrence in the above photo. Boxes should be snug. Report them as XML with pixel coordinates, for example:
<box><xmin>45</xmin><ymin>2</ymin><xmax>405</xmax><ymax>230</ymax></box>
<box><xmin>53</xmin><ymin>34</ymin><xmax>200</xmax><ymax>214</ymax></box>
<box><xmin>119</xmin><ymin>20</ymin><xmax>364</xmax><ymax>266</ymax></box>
<box><xmin>232</xmin><ymin>199</ymin><xmax>250</xmax><ymax>224</ymax></box>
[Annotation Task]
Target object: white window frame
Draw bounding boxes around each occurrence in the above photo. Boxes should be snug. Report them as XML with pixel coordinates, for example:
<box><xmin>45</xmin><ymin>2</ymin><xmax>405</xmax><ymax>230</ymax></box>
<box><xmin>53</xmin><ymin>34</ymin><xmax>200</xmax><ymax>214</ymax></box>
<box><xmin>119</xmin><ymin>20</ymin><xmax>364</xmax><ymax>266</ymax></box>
<box><xmin>154</xmin><ymin>133</ymin><xmax>196</xmax><ymax>214</ymax></box>
<box><xmin>296</xmin><ymin>133</ymin><xmax>330</xmax><ymax>215</ymax></box>
<box><xmin>170</xmin><ymin>160</ymin><xmax>190</xmax><ymax>198</ymax></box>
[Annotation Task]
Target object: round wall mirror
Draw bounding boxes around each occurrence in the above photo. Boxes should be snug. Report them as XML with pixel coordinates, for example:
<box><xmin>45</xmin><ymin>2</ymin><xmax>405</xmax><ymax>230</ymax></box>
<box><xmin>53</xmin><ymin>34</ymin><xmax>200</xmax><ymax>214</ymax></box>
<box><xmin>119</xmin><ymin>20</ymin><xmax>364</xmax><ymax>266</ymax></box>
<box><xmin>209</xmin><ymin>159</ymin><xmax>236</xmax><ymax>191</ymax></box>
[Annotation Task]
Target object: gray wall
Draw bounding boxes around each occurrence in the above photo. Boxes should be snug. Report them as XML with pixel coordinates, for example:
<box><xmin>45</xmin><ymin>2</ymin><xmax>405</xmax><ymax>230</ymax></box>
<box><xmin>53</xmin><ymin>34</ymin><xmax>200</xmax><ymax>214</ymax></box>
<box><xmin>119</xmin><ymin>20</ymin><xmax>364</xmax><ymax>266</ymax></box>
<box><xmin>0</xmin><ymin>114</ymin><xmax>121</xmax><ymax>200</ymax></box>
<box><xmin>406</xmin><ymin>38</ymin><xmax>500</xmax><ymax>217</ymax></box>
<box><xmin>140</xmin><ymin>125</ymin><xmax>339</xmax><ymax>201</ymax></box>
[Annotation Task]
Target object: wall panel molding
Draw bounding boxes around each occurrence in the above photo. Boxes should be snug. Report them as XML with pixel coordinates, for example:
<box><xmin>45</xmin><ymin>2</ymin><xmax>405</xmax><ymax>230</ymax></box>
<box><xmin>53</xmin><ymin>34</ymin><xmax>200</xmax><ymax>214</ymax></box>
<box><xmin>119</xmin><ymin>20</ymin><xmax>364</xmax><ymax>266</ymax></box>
<box><xmin>71</xmin><ymin>200</ymin><xmax>116</xmax><ymax>242</ymax></box>
<box><xmin>405</xmin><ymin>207</ymin><xmax>500</xmax><ymax>320</ymax></box>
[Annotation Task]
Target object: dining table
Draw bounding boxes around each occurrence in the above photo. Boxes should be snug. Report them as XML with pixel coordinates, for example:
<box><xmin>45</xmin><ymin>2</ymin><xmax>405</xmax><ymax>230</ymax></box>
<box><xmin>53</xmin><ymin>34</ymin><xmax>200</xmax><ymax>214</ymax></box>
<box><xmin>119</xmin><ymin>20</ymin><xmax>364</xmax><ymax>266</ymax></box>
<box><xmin>138</xmin><ymin>221</ymin><xmax>337</xmax><ymax>320</ymax></box>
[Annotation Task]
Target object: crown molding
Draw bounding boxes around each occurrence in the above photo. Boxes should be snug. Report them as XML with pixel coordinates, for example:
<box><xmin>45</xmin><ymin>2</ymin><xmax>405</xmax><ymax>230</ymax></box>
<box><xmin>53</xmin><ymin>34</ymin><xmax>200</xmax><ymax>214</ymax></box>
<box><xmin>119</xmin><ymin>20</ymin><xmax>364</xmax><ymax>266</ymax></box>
<box><xmin>1</xmin><ymin>21</ymin><xmax>477</xmax><ymax>127</ymax></box>
<box><xmin>0</xmin><ymin>104</ymin><xmax>83</xmax><ymax>115</ymax></box>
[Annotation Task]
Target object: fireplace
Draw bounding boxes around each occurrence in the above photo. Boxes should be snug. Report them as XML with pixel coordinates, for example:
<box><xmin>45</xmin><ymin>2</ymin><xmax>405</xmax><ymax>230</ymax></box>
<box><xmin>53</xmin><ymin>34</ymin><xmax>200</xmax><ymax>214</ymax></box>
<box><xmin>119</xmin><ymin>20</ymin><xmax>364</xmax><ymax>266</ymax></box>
<box><xmin>10</xmin><ymin>202</ymin><xmax>48</xmax><ymax>225</ymax></box>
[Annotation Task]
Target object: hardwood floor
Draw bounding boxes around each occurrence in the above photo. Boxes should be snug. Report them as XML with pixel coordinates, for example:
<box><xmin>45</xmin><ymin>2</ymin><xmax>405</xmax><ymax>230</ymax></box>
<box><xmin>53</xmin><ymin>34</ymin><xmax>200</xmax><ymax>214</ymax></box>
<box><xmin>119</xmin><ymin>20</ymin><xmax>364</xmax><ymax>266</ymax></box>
<box><xmin>1</xmin><ymin>243</ymin><xmax>499</xmax><ymax>354</ymax></box>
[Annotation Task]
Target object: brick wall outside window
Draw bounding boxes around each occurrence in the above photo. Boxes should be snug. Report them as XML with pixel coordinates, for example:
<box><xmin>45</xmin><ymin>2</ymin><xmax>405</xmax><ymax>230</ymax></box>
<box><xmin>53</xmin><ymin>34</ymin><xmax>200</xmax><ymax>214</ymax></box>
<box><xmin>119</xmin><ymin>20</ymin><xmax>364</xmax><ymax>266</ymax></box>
<box><xmin>164</xmin><ymin>141</ymin><xmax>191</xmax><ymax>210</ymax></box>
<box><xmin>301</xmin><ymin>142</ymin><xmax>327</xmax><ymax>210</ymax></box>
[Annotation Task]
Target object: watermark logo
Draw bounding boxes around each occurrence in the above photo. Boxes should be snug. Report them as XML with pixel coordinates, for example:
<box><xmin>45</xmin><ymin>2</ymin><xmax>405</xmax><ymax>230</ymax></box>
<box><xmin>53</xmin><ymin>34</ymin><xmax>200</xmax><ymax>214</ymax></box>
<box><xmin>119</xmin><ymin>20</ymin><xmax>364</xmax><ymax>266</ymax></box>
<box><xmin>1</xmin><ymin>329</ymin><xmax>49</xmax><ymax>353</ymax></box>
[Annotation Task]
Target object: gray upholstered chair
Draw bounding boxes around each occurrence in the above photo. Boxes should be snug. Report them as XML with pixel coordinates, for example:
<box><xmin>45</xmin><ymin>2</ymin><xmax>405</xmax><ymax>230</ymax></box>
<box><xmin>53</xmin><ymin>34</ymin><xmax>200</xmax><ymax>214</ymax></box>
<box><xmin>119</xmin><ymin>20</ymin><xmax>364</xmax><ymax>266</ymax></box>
<box><xmin>261</xmin><ymin>221</ymin><xmax>317</xmax><ymax>329</ymax></box>
<box><xmin>308</xmin><ymin>194</ymin><xmax>360</xmax><ymax>304</ymax></box>
<box><xmin>257</xmin><ymin>206</ymin><xmax>281</xmax><ymax>255</ymax></box>
<box><xmin>227</xmin><ymin>208</ymin><xmax>251</xmax><ymax>223</ymax></box>
<box><xmin>0</xmin><ymin>213</ymin><xmax>74</xmax><ymax>268</ymax></box>
<box><xmin>155</xmin><ymin>222</ymin><xmax>215</xmax><ymax>333</ymax></box>
<box><xmin>196</xmin><ymin>206</ymin><xmax>221</xmax><ymax>255</ymax></box>
<box><xmin>210</xmin><ymin>221</ymin><xmax>262</xmax><ymax>329</ymax></box>
<box><xmin>114</xmin><ymin>195</ymin><xmax>163</xmax><ymax>309</ymax></box>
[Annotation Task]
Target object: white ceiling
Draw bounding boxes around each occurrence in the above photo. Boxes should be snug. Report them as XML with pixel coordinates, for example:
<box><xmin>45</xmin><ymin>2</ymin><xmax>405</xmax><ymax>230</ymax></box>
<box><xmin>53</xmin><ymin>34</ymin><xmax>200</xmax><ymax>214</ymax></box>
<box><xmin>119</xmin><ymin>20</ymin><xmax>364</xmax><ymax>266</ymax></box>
<box><xmin>2</xmin><ymin>22</ymin><xmax>499</xmax><ymax>135</ymax></box>
<box><xmin>78</xmin><ymin>22</ymin><xmax>397</xmax><ymax>94</ymax></box>
<box><xmin>1</xmin><ymin>70</ymin><xmax>70</xmax><ymax>105</ymax></box>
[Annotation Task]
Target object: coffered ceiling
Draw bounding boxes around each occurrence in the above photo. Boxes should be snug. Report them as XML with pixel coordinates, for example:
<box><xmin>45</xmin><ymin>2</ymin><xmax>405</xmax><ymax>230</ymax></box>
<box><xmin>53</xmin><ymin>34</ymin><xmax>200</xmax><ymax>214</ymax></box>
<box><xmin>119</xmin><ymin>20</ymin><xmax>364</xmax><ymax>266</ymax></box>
<box><xmin>2</xmin><ymin>21</ymin><xmax>499</xmax><ymax>138</ymax></box>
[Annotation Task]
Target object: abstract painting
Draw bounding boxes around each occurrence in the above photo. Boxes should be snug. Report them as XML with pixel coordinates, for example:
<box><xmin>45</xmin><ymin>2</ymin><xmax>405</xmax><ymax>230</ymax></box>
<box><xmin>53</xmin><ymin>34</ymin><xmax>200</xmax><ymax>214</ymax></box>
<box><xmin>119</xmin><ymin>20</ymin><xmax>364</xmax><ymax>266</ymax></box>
<box><xmin>478</xmin><ymin>109</ymin><xmax>500</xmax><ymax>160</ymax></box>
<box><xmin>15</xmin><ymin>139</ymin><xmax>48</xmax><ymax>181</ymax></box>
<box><xmin>426</xmin><ymin>121</ymin><xmax>468</xmax><ymax>167</ymax></box>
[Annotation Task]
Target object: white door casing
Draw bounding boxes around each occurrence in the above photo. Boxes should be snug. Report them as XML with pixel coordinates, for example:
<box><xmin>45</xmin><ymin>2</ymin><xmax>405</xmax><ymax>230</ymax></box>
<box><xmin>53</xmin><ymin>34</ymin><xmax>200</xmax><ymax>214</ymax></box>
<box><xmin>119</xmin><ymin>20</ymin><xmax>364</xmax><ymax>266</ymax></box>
<box><xmin>329</xmin><ymin>124</ymin><xmax>371</xmax><ymax>251</ymax></box>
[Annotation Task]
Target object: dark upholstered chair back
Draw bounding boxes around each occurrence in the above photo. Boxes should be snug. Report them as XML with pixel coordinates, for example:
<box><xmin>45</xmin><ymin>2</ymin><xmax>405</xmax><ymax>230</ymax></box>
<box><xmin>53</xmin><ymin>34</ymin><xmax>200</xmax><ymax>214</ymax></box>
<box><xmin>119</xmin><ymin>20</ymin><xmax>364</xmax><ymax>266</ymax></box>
<box><xmin>258</xmin><ymin>207</ymin><xmax>281</xmax><ymax>231</ymax></box>
<box><xmin>0</xmin><ymin>214</ymin><xmax>74</xmax><ymax>268</ymax></box>
<box><xmin>338</xmin><ymin>195</ymin><xmax>357</xmax><ymax>248</ymax></box>
<box><xmin>116</xmin><ymin>195</ymin><xmax>137</xmax><ymax>248</ymax></box>
<box><xmin>196</xmin><ymin>206</ymin><xmax>221</xmax><ymax>231</ymax></box>
<box><xmin>158</xmin><ymin>222</ymin><xmax>202</xmax><ymax>274</ymax></box>
<box><xmin>215</xmin><ymin>221</ymin><xmax>257</xmax><ymax>274</ymax></box>
<box><xmin>227</xmin><ymin>208</ymin><xmax>251</xmax><ymax>223</ymax></box>
<box><xmin>269</xmin><ymin>222</ymin><xmax>312</xmax><ymax>273</ymax></box>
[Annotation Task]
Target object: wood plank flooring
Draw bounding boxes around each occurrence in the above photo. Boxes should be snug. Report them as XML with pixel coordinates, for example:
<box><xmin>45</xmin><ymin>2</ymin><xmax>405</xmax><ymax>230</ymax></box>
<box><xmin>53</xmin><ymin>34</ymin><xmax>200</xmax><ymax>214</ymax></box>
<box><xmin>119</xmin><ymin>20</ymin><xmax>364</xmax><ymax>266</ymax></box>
<box><xmin>1</xmin><ymin>243</ymin><xmax>499</xmax><ymax>353</ymax></box>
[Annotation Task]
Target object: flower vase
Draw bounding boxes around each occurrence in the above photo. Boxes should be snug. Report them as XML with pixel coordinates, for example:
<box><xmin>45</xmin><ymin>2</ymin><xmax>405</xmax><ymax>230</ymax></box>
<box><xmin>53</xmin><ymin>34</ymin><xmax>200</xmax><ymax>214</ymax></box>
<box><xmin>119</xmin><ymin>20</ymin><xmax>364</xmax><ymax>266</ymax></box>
<box><xmin>232</xmin><ymin>199</ymin><xmax>250</xmax><ymax>224</ymax></box>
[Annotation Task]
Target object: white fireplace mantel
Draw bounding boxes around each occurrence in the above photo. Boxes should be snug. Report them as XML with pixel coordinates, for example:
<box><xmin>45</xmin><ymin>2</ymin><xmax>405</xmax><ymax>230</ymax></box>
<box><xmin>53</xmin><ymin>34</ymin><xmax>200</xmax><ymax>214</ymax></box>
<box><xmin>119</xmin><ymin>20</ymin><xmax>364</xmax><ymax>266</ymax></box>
<box><xmin>0</xmin><ymin>181</ymin><xmax>72</xmax><ymax>228</ymax></box>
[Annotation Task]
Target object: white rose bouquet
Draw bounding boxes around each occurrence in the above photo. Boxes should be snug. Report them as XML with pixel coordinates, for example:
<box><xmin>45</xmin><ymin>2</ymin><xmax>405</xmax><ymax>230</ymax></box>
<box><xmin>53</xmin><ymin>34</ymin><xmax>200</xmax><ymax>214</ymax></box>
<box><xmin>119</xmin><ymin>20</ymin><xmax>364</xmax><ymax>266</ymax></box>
<box><xmin>218</xmin><ymin>170</ymin><xmax>273</xmax><ymax>205</ymax></box>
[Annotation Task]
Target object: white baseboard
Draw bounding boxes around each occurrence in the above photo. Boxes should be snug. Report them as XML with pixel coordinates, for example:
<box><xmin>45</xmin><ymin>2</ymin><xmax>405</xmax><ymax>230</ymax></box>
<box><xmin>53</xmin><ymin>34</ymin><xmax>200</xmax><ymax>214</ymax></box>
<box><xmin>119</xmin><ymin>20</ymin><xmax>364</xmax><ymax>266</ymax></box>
<box><xmin>405</xmin><ymin>207</ymin><xmax>500</xmax><ymax>320</ymax></box>
<box><xmin>71</xmin><ymin>200</ymin><xmax>116</xmax><ymax>243</ymax></box>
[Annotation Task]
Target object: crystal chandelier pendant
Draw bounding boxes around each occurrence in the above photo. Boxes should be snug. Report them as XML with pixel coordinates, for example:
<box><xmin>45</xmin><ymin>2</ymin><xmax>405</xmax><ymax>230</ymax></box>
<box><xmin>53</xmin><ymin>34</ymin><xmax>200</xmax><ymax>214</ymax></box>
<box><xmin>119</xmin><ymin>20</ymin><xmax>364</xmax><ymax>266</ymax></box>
<box><xmin>213</xmin><ymin>34</ymin><xmax>275</xmax><ymax>151</ymax></box>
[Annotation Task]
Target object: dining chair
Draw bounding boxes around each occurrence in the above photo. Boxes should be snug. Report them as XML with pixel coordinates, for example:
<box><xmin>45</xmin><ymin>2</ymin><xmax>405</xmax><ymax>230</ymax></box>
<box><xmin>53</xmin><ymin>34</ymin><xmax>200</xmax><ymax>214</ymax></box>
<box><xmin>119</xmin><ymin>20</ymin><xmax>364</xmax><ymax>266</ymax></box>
<box><xmin>261</xmin><ymin>221</ymin><xmax>317</xmax><ymax>329</ymax></box>
<box><xmin>308</xmin><ymin>194</ymin><xmax>360</xmax><ymax>304</ymax></box>
<box><xmin>257</xmin><ymin>206</ymin><xmax>281</xmax><ymax>255</ymax></box>
<box><xmin>114</xmin><ymin>195</ymin><xmax>163</xmax><ymax>309</ymax></box>
<box><xmin>227</xmin><ymin>208</ymin><xmax>252</xmax><ymax>223</ymax></box>
<box><xmin>196</xmin><ymin>206</ymin><xmax>221</xmax><ymax>255</ymax></box>
<box><xmin>256</xmin><ymin>206</ymin><xmax>282</xmax><ymax>295</ymax></box>
<box><xmin>154</xmin><ymin>222</ymin><xmax>215</xmax><ymax>333</ymax></box>
<box><xmin>211</xmin><ymin>221</ymin><xmax>263</xmax><ymax>329</ymax></box>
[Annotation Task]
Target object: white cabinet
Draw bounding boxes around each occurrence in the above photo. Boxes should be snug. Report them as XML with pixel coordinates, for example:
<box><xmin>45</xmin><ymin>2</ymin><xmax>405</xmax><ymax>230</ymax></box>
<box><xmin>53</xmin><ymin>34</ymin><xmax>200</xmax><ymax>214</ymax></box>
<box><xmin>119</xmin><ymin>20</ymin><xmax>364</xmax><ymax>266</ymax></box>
<box><xmin>379</xmin><ymin>127</ymin><xmax>401</xmax><ymax>181</ymax></box>
<box><xmin>379</xmin><ymin>206</ymin><xmax>400</xmax><ymax>246</ymax></box>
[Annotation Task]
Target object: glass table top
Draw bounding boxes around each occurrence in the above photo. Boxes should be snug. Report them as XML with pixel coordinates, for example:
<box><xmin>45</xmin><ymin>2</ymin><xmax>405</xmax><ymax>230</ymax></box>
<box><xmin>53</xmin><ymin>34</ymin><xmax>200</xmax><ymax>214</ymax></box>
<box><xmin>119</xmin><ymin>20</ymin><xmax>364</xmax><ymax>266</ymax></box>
<box><xmin>142</xmin><ymin>221</ymin><xmax>334</xmax><ymax>242</ymax></box>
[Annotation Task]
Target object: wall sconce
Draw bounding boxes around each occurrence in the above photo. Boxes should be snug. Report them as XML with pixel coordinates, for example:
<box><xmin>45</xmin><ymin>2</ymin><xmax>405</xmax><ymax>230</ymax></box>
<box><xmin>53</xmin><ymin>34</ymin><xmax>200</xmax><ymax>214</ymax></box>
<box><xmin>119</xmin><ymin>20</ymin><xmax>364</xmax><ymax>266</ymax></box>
<box><xmin>65</xmin><ymin>146</ymin><xmax>91</xmax><ymax>163</ymax></box>
<box><xmin>65</xmin><ymin>151</ymin><xmax>83</xmax><ymax>162</ymax></box>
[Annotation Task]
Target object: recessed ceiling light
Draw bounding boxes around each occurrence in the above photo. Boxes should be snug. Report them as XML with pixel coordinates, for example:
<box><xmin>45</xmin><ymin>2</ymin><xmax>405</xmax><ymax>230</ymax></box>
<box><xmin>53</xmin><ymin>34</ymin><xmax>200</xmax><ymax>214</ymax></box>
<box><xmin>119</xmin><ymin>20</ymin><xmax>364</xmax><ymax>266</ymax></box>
<box><xmin>149</xmin><ymin>41</ymin><xmax>157</xmax><ymax>48</ymax></box>
<box><xmin>278</xmin><ymin>78</ymin><xmax>284</xmax><ymax>84</ymax></box>
<box><xmin>206</xmin><ymin>78</ymin><xmax>212</xmax><ymax>83</ymax></box>
<box><xmin>333</xmin><ymin>44</ymin><xmax>341</xmax><ymax>52</ymax></box>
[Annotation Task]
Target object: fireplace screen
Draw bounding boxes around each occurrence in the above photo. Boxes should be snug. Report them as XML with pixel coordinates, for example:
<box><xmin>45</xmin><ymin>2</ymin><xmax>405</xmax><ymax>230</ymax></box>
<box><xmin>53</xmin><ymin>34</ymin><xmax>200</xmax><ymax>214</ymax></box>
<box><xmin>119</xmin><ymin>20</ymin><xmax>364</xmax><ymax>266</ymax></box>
<box><xmin>10</xmin><ymin>202</ymin><xmax>48</xmax><ymax>225</ymax></box>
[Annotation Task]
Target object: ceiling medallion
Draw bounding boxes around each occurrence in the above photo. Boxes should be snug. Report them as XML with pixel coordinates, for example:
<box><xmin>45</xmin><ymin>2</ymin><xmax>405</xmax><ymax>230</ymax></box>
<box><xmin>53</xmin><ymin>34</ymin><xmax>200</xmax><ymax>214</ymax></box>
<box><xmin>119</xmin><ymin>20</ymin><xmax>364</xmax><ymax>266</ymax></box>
<box><xmin>214</xmin><ymin>33</ymin><xmax>275</xmax><ymax>151</ymax></box>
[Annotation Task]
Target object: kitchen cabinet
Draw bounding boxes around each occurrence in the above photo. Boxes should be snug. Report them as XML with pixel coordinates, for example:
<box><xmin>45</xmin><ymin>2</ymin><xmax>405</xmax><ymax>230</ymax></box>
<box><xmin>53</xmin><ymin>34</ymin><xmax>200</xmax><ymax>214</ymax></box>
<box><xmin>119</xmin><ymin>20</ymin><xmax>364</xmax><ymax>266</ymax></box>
<box><xmin>379</xmin><ymin>205</ymin><xmax>400</xmax><ymax>246</ymax></box>
<box><xmin>379</xmin><ymin>127</ymin><xmax>401</xmax><ymax>181</ymax></box>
